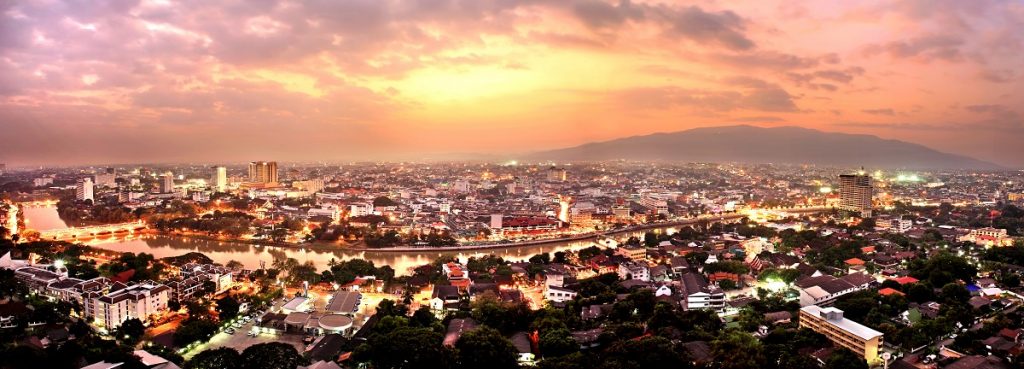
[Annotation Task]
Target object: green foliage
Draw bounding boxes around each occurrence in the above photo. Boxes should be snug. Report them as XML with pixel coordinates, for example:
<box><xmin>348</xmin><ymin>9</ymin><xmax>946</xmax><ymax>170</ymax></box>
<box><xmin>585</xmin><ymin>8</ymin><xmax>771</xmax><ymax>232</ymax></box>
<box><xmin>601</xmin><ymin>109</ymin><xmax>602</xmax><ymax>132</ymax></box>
<box><xmin>216</xmin><ymin>295</ymin><xmax>241</xmax><ymax>321</ymax></box>
<box><xmin>240</xmin><ymin>343</ymin><xmax>308</xmax><ymax>369</ymax></box>
<box><xmin>599</xmin><ymin>336</ymin><xmax>693</xmax><ymax>369</ymax></box>
<box><xmin>186</xmin><ymin>348</ymin><xmax>241</xmax><ymax>369</ymax></box>
<box><xmin>825</xmin><ymin>348</ymin><xmax>868</xmax><ymax>369</ymax></box>
<box><xmin>539</xmin><ymin>328</ymin><xmax>578</xmax><ymax>358</ymax></box>
<box><xmin>711</xmin><ymin>330</ymin><xmax>764</xmax><ymax>369</ymax></box>
<box><xmin>454</xmin><ymin>326</ymin><xmax>519</xmax><ymax>369</ymax></box>
<box><xmin>355</xmin><ymin>326</ymin><xmax>453</xmax><ymax>369</ymax></box>
<box><xmin>908</xmin><ymin>252</ymin><xmax>978</xmax><ymax>286</ymax></box>
<box><xmin>116</xmin><ymin>318</ymin><xmax>146</xmax><ymax>345</ymax></box>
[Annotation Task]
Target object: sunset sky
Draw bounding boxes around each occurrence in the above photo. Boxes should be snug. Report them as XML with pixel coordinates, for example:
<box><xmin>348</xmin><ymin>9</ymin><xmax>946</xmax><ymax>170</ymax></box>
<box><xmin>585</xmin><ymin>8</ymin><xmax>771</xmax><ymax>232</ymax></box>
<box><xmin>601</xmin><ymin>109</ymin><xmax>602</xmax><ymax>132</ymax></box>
<box><xmin>1</xmin><ymin>0</ymin><xmax>1023</xmax><ymax>167</ymax></box>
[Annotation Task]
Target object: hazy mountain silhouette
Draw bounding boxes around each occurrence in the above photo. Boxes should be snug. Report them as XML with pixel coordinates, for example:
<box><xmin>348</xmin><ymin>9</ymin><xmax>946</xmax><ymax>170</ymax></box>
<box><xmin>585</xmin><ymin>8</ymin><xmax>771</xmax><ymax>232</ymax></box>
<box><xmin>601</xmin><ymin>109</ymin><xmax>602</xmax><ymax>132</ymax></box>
<box><xmin>529</xmin><ymin>125</ymin><xmax>1002</xmax><ymax>169</ymax></box>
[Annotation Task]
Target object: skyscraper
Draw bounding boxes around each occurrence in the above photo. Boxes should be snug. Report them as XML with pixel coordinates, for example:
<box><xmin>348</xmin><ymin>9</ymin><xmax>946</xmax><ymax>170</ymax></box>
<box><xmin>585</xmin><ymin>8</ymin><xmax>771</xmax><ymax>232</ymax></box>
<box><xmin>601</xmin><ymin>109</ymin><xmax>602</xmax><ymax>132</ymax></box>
<box><xmin>76</xmin><ymin>178</ymin><xmax>94</xmax><ymax>202</ymax></box>
<box><xmin>839</xmin><ymin>173</ymin><xmax>873</xmax><ymax>217</ymax></box>
<box><xmin>213</xmin><ymin>166</ymin><xmax>228</xmax><ymax>192</ymax></box>
<box><xmin>160</xmin><ymin>173</ymin><xmax>174</xmax><ymax>193</ymax></box>
<box><xmin>248</xmin><ymin>161</ymin><xmax>279</xmax><ymax>184</ymax></box>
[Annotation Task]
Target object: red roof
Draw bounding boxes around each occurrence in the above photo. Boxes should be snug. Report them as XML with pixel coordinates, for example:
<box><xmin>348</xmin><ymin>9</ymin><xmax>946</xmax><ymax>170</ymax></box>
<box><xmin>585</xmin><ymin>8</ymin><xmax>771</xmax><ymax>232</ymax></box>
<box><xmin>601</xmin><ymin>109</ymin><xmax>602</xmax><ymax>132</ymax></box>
<box><xmin>878</xmin><ymin>287</ymin><xmax>904</xmax><ymax>296</ymax></box>
<box><xmin>844</xmin><ymin>258</ymin><xmax>865</xmax><ymax>266</ymax></box>
<box><xmin>891</xmin><ymin>276</ymin><xmax>919</xmax><ymax>285</ymax></box>
<box><xmin>110</xmin><ymin>269</ymin><xmax>136</xmax><ymax>283</ymax></box>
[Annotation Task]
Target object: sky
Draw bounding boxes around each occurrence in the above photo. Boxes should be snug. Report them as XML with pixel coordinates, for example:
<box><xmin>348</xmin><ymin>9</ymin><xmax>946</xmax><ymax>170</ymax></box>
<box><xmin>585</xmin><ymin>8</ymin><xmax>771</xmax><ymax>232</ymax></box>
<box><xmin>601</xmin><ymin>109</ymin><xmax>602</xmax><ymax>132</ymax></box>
<box><xmin>1</xmin><ymin>0</ymin><xmax>1023</xmax><ymax>167</ymax></box>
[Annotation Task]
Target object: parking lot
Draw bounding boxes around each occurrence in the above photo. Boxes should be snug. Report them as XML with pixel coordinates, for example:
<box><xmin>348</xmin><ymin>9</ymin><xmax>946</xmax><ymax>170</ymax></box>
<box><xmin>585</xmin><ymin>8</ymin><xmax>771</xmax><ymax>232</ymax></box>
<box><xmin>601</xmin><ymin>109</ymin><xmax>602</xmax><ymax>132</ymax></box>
<box><xmin>182</xmin><ymin>310</ymin><xmax>305</xmax><ymax>360</ymax></box>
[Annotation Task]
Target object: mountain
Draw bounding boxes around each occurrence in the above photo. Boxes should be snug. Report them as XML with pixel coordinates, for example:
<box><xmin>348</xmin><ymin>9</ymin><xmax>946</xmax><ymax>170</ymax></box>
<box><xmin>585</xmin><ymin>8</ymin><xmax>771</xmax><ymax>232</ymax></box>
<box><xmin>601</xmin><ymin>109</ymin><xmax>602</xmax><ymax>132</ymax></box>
<box><xmin>528</xmin><ymin>125</ymin><xmax>1002</xmax><ymax>170</ymax></box>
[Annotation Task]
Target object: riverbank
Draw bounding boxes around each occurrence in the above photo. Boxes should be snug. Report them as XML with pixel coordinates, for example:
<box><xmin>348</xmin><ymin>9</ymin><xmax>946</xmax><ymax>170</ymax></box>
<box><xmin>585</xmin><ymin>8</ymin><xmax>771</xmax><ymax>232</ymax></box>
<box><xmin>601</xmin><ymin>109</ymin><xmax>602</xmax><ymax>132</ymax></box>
<box><xmin>148</xmin><ymin>207</ymin><xmax>827</xmax><ymax>253</ymax></box>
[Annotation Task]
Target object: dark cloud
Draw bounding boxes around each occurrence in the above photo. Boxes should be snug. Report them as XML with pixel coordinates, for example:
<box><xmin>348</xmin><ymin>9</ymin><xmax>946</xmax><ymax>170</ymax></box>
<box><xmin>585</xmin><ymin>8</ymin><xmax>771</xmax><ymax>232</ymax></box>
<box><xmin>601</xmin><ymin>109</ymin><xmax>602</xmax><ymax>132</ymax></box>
<box><xmin>571</xmin><ymin>0</ymin><xmax>645</xmax><ymax>29</ymax></box>
<box><xmin>659</xmin><ymin>5</ymin><xmax>755</xmax><ymax>50</ymax></box>
<box><xmin>862</xmin><ymin>34</ymin><xmax>965</xmax><ymax>62</ymax></box>
<box><xmin>616</xmin><ymin>81</ymin><xmax>798</xmax><ymax>113</ymax></box>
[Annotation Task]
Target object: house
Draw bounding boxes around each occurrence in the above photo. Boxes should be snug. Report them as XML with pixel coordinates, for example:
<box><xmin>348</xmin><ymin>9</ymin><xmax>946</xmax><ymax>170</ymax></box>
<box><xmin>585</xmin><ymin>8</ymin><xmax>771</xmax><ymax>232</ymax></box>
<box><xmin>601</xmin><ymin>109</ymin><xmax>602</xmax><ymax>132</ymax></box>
<box><xmin>511</xmin><ymin>332</ymin><xmax>535</xmax><ymax>364</ymax></box>
<box><xmin>431</xmin><ymin>285</ymin><xmax>461</xmax><ymax>311</ymax></box>
<box><xmin>545</xmin><ymin>285</ymin><xmax>578</xmax><ymax>303</ymax></box>
<box><xmin>679</xmin><ymin>273</ymin><xmax>724</xmax><ymax>312</ymax></box>
<box><xmin>795</xmin><ymin>273</ymin><xmax>874</xmax><ymax>306</ymax></box>
<box><xmin>618</xmin><ymin>261</ymin><xmax>650</xmax><ymax>281</ymax></box>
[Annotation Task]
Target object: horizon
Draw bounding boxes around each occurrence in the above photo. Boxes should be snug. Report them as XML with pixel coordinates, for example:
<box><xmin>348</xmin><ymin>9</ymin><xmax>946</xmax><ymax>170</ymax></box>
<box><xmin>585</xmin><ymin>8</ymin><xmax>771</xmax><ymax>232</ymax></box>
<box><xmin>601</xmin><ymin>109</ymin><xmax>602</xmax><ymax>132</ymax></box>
<box><xmin>2</xmin><ymin>1</ymin><xmax>1023</xmax><ymax>167</ymax></box>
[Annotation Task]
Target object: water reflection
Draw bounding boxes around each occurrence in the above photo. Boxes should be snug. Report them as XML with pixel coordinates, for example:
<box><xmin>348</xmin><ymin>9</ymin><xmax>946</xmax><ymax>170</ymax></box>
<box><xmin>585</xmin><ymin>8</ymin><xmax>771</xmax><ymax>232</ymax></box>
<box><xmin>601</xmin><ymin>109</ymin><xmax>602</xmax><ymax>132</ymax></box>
<box><xmin>25</xmin><ymin>206</ymin><xmax>675</xmax><ymax>276</ymax></box>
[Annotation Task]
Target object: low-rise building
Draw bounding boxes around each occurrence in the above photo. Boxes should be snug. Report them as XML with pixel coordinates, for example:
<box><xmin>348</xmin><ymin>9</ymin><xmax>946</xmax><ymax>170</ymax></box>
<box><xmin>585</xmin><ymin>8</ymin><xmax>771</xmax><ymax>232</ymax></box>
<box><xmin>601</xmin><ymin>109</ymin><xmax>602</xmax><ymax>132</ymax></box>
<box><xmin>799</xmin><ymin>306</ymin><xmax>884</xmax><ymax>363</ymax></box>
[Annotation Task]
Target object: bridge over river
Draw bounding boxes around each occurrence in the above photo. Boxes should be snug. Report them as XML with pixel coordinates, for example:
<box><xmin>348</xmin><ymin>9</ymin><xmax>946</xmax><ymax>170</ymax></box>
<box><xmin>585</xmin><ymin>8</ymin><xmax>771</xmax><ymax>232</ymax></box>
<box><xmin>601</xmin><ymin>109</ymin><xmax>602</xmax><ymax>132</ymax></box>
<box><xmin>37</xmin><ymin>221</ymin><xmax>148</xmax><ymax>241</ymax></box>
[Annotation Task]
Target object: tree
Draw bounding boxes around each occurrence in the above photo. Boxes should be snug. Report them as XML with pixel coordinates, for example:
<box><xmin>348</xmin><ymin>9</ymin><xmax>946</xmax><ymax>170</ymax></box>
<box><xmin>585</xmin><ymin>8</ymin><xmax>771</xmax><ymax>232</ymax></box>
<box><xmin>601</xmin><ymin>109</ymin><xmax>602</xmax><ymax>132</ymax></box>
<box><xmin>824</xmin><ymin>348</ymin><xmax>868</xmax><ymax>369</ymax></box>
<box><xmin>356</xmin><ymin>327</ymin><xmax>452</xmax><ymax>369</ymax></box>
<box><xmin>174</xmin><ymin>318</ymin><xmax>218</xmax><ymax>347</ymax></box>
<box><xmin>240</xmin><ymin>343</ymin><xmax>307</xmax><ymax>369</ymax></box>
<box><xmin>454</xmin><ymin>326</ymin><xmax>519</xmax><ymax>369</ymax></box>
<box><xmin>186</xmin><ymin>347</ymin><xmax>241</xmax><ymax>369</ymax></box>
<box><xmin>601</xmin><ymin>336</ymin><xmax>693</xmax><ymax>369</ymax></box>
<box><xmin>117</xmin><ymin>318</ymin><xmax>146</xmax><ymax>345</ymax></box>
<box><xmin>712</xmin><ymin>330</ymin><xmax>764</xmax><ymax>369</ymax></box>
<box><xmin>539</xmin><ymin>328</ymin><xmax>578</xmax><ymax>358</ymax></box>
<box><xmin>216</xmin><ymin>295</ymin><xmax>241</xmax><ymax>321</ymax></box>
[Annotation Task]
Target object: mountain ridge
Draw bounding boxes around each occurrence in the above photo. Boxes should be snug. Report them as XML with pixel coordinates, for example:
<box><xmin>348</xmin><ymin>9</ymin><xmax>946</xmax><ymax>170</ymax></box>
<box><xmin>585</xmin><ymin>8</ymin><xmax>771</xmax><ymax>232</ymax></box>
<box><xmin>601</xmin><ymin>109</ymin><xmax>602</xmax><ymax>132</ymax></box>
<box><xmin>527</xmin><ymin>125</ymin><xmax>1002</xmax><ymax>170</ymax></box>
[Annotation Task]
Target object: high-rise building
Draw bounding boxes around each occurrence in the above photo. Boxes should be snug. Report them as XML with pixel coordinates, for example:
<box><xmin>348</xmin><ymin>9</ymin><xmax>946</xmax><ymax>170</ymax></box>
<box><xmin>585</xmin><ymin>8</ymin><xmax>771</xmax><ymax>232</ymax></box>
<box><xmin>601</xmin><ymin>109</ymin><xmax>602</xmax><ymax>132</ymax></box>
<box><xmin>94</xmin><ymin>168</ymin><xmax>117</xmax><ymax>188</ymax></box>
<box><xmin>839</xmin><ymin>173</ymin><xmax>873</xmax><ymax>217</ymax></box>
<box><xmin>76</xmin><ymin>178</ymin><xmax>94</xmax><ymax>202</ymax></box>
<box><xmin>799</xmin><ymin>306</ymin><xmax>883</xmax><ymax>363</ymax></box>
<box><xmin>213</xmin><ymin>166</ymin><xmax>228</xmax><ymax>192</ymax></box>
<box><xmin>160</xmin><ymin>173</ymin><xmax>174</xmax><ymax>193</ymax></box>
<box><xmin>248</xmin><ymin>161</ymin><xmax>279</xmax><ymax>184</ymax></box>
<box><xmin>547</xmin><ymin>166</ymin><xmax>566</xmax><ymax>182</ymax></box>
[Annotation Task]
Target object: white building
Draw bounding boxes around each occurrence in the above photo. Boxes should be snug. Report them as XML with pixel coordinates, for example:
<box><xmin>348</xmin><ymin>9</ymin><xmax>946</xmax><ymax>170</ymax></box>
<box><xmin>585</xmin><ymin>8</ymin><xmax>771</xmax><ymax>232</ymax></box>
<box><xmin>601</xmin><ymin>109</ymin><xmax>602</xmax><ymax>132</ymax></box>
<box><xmin>95</xmin><ymin>282</ymin><xmax>171</xmax><ymax>328</ymax></box>
<box><xmin>76</xmin><ymin>178</ymin><xmax>94</xmax><ymax>202</ymax></box>
<box><xmin>618</xmin><ymin>261</ymin><xmax>650</xmax><ymax>282</ymax></box>
<box><xmin>545</xmin><ymin>285</ymin><xmax>577</xmax><ymax>303</ymax></box>
<box><xmin>213</xmin><ymin>166</ymin><xmax>228</xmax><ymax>192</ymax></box>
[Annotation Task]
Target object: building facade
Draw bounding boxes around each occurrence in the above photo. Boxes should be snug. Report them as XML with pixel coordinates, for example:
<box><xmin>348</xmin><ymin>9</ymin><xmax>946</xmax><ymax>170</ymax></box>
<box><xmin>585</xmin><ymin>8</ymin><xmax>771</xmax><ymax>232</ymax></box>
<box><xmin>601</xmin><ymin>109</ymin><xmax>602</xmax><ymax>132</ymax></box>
<box><xmin>799</xmin><ymin>306</ymin><xmax>884</xmax><ymax>363</ymax></box>
<box><xmin>839</xmin><ymin>173</ymin><xmax>873</xmax><ymax>217</ymax></box>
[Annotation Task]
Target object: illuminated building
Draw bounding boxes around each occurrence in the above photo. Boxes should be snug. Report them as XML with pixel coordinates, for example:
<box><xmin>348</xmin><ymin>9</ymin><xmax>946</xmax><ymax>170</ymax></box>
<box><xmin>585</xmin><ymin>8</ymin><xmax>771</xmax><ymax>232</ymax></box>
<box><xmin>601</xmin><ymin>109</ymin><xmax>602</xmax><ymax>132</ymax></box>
<box><xmin>76</xmin><ymin>177</ymin><xmax>94</xmax><ymax>202</ymax></box>
<box><xmin>547</xmin><ymin>166</ymin><xmax>566</xmax><ymax>182</ymax></box>
<box><xmin>799</xmin><ymin>306</ymin><xmax>883</xmax><ymax>363</ymax></box>
<box><xmin>248</xmin><ymin>161</ymin><xmax>279</xmax><ymax>184</ymax></box>
<box><xmin>839</xmin><ymin>173</ymin><xmax>873</xmax><ymax>217</ymax></box>
<box><xmin>213</xmin><ymin>166</ymin><xmax>228</xmax><ymax>192</ymax></box>
<box><xmin>959</xmin><ymin>227</ymin><xmax>1015</xmax><ymax>247</ymax></box>
<box><xmin>94</xmin><ymin>282</ymin><xmax>171</xmax><ymax>328</ymax></box>
<box><xmin>159</xmin><ymin>173</ymin><xmax>174</xmax><ymax>193</ymax></box>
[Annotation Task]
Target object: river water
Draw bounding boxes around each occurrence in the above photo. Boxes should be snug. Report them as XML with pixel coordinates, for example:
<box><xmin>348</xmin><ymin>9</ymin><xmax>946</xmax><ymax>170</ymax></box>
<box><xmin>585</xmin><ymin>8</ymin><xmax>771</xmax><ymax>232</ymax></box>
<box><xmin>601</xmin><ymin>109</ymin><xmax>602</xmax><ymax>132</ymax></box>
<box><xmin>22</xmin><ymin>206</ymin><xmax>675</xmax><ymax>275</ymax></box>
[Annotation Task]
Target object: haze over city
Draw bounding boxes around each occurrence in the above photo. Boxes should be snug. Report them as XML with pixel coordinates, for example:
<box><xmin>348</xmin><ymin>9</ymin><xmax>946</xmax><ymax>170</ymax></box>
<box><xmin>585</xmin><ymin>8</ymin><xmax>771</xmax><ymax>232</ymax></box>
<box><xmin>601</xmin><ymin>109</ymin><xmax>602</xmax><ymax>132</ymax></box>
<box><xmin>2</xmin><ymin>0</ymin><xmax>1023</xmax><ymax>167</ymax></box>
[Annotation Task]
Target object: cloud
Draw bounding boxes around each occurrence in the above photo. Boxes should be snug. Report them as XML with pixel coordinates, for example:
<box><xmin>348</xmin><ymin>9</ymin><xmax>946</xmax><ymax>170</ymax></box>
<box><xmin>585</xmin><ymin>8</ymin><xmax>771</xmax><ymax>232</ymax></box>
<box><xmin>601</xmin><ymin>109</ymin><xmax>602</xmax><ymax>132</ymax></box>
<box><xmin>862</xmin><ymin>34</ymin><xmax>965</xmax><ymax>62</ymax></box>
<box><xmin>659</xmin><ymin>5</ymin><xmax>755</xmax><ymax>50</ymax></box>
<box><xmin>615</xmin><ymin>80</ymin><xmax>798</xmax><ymax>113</ymax></box>
<box><xmin>862</xmin><ymin>108</ymin><xmax>896</xmax><ymax>116</ymax></box>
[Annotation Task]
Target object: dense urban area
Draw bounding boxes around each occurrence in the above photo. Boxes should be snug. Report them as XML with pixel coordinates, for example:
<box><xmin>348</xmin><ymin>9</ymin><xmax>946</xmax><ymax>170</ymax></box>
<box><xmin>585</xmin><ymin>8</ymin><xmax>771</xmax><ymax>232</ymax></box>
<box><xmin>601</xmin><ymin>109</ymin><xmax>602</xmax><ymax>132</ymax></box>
<box><xmin>0</xmin><ymin>161</ymin><xmax>1023</xmax><ymax>369</ymax></box>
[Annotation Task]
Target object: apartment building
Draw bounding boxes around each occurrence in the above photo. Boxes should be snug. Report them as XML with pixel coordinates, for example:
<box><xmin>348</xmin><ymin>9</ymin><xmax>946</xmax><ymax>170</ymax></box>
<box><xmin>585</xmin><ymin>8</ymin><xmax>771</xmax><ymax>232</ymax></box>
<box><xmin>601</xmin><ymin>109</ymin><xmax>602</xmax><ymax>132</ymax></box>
<box><xmin>799</xmin><ymin>306</ymin><xmax>884</xmax><ymax>363</ymax></box>
<box><xmin>95</xmin><ymin>282</ymin><xmax>171</xmax><ymax>328</ymax></box>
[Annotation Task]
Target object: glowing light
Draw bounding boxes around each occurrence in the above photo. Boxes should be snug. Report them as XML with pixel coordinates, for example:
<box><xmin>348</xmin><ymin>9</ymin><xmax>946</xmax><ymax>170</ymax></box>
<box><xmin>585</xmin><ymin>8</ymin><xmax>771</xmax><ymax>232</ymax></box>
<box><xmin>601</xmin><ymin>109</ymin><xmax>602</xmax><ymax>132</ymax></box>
<box><xmin>764</xmin><ymin>278</ymin><xmax>788</xmax><ymax>292</ymax></box>
<box><xmin>818</xmin><ymin>186</ymin><xmax>832</xmax><ymax>194</ymax></box>
<box><xmin>54</xmin><ymin>259</ymin><xmax>65</xmax><ymax>269</ymax></box>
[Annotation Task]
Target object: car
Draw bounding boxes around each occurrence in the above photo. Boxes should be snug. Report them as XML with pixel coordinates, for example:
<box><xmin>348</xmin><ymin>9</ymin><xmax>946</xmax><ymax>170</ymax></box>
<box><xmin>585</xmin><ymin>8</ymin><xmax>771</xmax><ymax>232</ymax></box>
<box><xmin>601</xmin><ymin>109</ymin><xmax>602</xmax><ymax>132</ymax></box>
<box><xmin>225</xmin><ymin>328</ymin><xmax>236</xmax><ymax>334</ymax></box>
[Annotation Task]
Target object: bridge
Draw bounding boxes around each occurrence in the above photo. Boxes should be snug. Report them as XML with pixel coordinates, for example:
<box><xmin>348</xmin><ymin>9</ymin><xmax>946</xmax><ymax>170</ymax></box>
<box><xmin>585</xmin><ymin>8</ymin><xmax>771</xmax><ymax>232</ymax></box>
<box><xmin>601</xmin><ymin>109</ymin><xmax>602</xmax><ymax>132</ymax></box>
<box><xmin>37</xmin><ymin>221</ymin><xmax>148</xmax><ymax>241</ymax></box>
<box><xmin>15</xmin><ymin>200</ymin><xmax>60</xmax><ymax>208</ymax></box>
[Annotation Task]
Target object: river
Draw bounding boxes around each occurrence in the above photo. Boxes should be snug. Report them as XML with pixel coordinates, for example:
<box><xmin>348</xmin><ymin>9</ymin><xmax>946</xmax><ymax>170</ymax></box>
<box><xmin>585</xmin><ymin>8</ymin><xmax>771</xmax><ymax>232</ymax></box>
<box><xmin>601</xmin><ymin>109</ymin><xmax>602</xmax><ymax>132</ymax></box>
<box><xmin>21</xmin><ymin>206</ymin><xmax>679</xmax><ymax>275</ymax></box>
